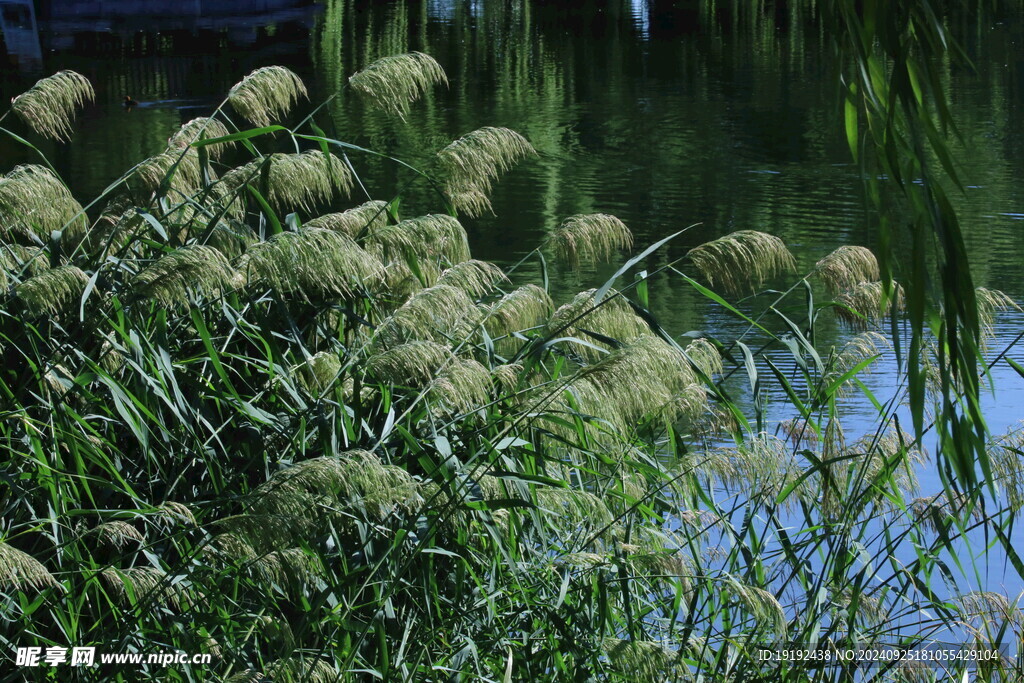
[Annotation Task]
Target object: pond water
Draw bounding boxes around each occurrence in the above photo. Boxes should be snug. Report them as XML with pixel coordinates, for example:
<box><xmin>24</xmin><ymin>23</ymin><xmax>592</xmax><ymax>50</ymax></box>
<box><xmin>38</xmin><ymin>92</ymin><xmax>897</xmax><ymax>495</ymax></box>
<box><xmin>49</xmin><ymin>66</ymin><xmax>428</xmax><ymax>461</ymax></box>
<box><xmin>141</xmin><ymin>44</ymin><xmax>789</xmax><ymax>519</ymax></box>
<box><xmin>4</xmin><ymin>0</ymin><xmax>1024</xmax><ymax>613</ymax></box>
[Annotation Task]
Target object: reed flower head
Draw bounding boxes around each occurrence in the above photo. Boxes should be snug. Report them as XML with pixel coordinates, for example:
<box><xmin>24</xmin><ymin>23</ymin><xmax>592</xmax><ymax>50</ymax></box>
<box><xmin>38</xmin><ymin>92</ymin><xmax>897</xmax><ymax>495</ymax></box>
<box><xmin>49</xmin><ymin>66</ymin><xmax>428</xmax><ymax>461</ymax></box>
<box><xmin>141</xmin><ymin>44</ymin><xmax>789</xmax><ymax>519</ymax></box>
<box><xmin>815</xmin><ymin>245</ymin><xmax>879</xmax><ymax>294</ymax></box>
<box><xmin>688</xmin><ymin>230</ymin><xmax>796</xmax><ymax>296</ymax></box>
<box><xmin>349</xmin><ymin>52</ymin><xmax>448</xmax><ymax>119</ymax></box>
<box><xmin>16</xmin><ymin>265</ymin><xmax>89</xmax><ymax>316</ymax></box>
<box><xmin>168</xmin><ymin>117</ymin><xmax>233</xmax><ymax>159</ymax></box>
<box><xmin>305</xmin><ymin>200</ymin><xmax>389</xmax><ymax>237</ymax></box>
<box><xmin>366</xmin><ymin>340</ymin><xmax>453</xmax><ymax>385</ymax></box>
<box><xmin>228</xmin><ymin>66</ymin><xmax>308</xmax><ymax>126</ymax></box>
<box><xmin>436</xmin><ymin>259</ymin><xmax>509</xmax><ymax>298</ymax></box>
<box><xmin>545</xmin><ymin>214</ymin><xmax>633</xmax><ymax>268</ymax></box>
<box><xmin>221</xmin><ymin>151</ymin><xmax>352</xmax><ymax>214</ymax></box>
<box><xmin>437</xmin><ymin>127</ymin><xmax>536</xmax><ymax>217</ymax></box>
<box><xmin>373</xmin><ymin>284</ymin><xmax>482</xmax><ymax>347</ymax></box>
<box><xmin>128</xmin><ymin>148</ymin><xmax>204</xmax><ymax>203</ymax></box>
<box><xmin>834</xmin><ymin>281</ymin><xmax>904</xmax><ymax>328</ymax></box>
<box><xmin>0</xmin><ymin>542</ymin><xmax>59</xmax><ymax>591</ymax></box>
<box><xmin>430</xmin><ymin>357</ymin><xmax>492</xmax><ymax>414</ymax></box>
<box><xmin>240</xmin><ymin>228</ymin><xmax>383</xmax><ymax>300</ymax></box>
<box><xmin>11</xmin><ymin>70</ymin><xmax>94</xmax><ymax>141</ymax></box>
<box><xmin>365</xmin><ymin>214</ymin><xmax>471</xmax><ymax>268</ymax></box>
<box><xmin>976</xmin><ymin>287</ymin><xmax>1021</xmax><ymax>344</ymax></box>
<box><xmin>131</xmin><ymin>245</ymin><xmax>236</xmax><ymax>307</ymax></box>
<box><xmin>547</xmin><ymin>288</ymin><xmax>650</xmax><ymax>360</ymax></box>
<box><xmin>483</xmin><ymin>284</ymin><xmax>554</xmax><ymax>354</ymax></box>
<box><xmin>0</xmin><ymin>165</ymin><xmax>87</xmax><ymax>240</ymax></box>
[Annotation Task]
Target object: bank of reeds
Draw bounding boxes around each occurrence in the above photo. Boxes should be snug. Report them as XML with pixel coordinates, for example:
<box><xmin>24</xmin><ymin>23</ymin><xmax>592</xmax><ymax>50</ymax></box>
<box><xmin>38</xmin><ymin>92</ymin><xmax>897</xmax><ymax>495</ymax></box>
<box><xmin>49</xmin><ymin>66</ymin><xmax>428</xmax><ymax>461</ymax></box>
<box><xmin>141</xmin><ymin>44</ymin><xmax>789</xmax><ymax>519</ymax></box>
<box><xmin>1</xmin><ymin>57</ymin><xmax>1022</xmax><ymax>683</ymax></box>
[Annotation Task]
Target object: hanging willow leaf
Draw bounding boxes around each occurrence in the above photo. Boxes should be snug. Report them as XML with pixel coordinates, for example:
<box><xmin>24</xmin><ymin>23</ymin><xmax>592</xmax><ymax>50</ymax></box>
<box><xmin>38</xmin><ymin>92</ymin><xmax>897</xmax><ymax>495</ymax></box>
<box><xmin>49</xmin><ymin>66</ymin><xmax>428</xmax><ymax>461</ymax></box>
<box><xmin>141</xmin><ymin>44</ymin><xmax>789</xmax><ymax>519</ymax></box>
<box><xmin>349</xmin><ymin>52</ymin><xmax>448</xmax><ymax>119</ymax></box>
<box><xmin>11</xmin><ymin>70</ymin><xmax>94</xmax><ymax>141</ymax></box>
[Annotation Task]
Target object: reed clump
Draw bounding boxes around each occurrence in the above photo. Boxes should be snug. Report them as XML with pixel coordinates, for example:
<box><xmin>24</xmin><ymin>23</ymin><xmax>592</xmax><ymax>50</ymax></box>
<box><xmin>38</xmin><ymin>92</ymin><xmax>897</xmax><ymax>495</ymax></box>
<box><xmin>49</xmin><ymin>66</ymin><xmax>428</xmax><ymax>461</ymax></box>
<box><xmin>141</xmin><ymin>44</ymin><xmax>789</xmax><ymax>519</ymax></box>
<box><xmin>0</xmin><ymin>59</ymin><xmax>1015</xmax><ymax>683</ymax></box>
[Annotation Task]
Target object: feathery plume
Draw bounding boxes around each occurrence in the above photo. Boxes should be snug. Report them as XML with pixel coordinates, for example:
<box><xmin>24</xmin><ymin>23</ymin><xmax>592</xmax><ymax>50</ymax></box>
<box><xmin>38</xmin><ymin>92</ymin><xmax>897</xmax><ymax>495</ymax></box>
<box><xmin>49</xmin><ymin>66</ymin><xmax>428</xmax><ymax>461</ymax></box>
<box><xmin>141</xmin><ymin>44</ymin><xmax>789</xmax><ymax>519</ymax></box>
<box><xmin>957</xmin><ymin>592</ymin><xmax>1021</xmax><ymax>625</ymax></box>
<box><xmin>168</xmin><ymin>117</ymin><xmax>233</xmax><ymax>159</ymax></box>
<box><xmin>248</xmin><ymin>547</ymin><xmax>325</xmax><ymax>590</ymax></box>
<box><xmin>0</xmin><ymin>543</ymin><xmax>59</xmax><ymax>591</ymax></box>
<box><xmin>366</xmin><ymin>340</ymin><xmax>453</xmax><ymax>385</ymax></box>
<box><xmin>127</xmin><ymin>148</ymin><xmax>204</xmax><ymax>203</ymax></box>
<box><xmin>910</xmin><ymin>491</ymin><xmax>979</xmax><ymax>533</ymax></box>
<box><xmin>240</xmin><ymin>228</ymin><xmax>382</xmax><ymax>299</ymax></box>
<box><xmin>366</xmin><ymin>214</ymin><xmax>471</xmax><ymax>265</ymax></box>
<box><xmin>565</xmin><ymin>335</ymin><xmax>709</xmax><ymax>433</ymax></box>
<box><xmin>815</xmin><ymin>245</ymin><xmax>879</xmax><ymax>294</ymax></box>
<box><xmin>976</xmin><ymin>287</ymin><xmax>1021</xmax><ymax>344</ymax></box>
<box><xmin>81</xmin><ymin>521</ymin><xmax>145</xmax><ymax>553</ymax></box>
<box><xmin>545</xmin><ymin>214</ymin><xmax>633</xmax><ymax>268</ymax></box>
<box><xmin>437</xmin><ymin>127</ymin><xmax>536</xmax><ymax>217</ymax></box>
<box><xmin>698</xmin><ymin>434</ymin><xmax>806</xmax><ymax>506</ymax></box>
<box><xmin>203</xmin><ymin>220</ymin><xmax>257</xmax><ymax>259</ymax></box>
<box><xmin>0</xmin><ymin>244</ymin><xmax>47</xmax><ymax>288</ymax></box>
<box><xmin>684</xmin><ymin>337</ymin><xmax>723</xmax><ymax>377</ymax></box>
<box><xmin>131</xmin><ymin>245</ymin><xmax>236</xmax><ymax>307</ymax></box>
<box><xmin>349</xmin><ymin>52</ymin><xmax>447</xmax><ymax>119</ymax></box>
<box><xmin>221</xmin><ymin>151</ymin><xmax>352</xmax><ymax>214</ymax></box>
<box><xmin>601</xmin><ymin>639</ymin><xmax>691</xmax><ymax>682</ymax></box>
<box><xmin>373</xmin><ymin>284</ymin><xmax>482</xmax><ymax>347</ymax></box>
<box><xmin>430</xmin><ymin>357</ymin><xmax>492</xmax><ymax>414</ymax></box>
<box><xmin>228</xmin><ymin>66</ymin><xmax>308</xmax><ymax>127</ymax></box>
<box><xmin>11</xmin><ymin>70</ymin><xmax>94</xmax><ymax>141</ymax></box>
<box><xmin>228</xmin><ymin>658</ymin><xmax>338</xmax><ymax>683</ymax></box>
<box><xmin>288</xmin><ymin>351</ymin><xmax>343</xmax><ymax>395</ymax></box>
<box><xmin>379</xmin><ymin>257</ymin><xmax>441</xmax><ymax>300</ymax></box>
<box><xmin>491</xmin><ymin>363</ymin><xmax>523</xmax><ymax>391</ymax></box>
<box><xmin>546</xmin><ymin>288</ymin><xmax>650</xmax><ymax>360</ymax></box>
<box><xmin>989</xmin><ymin>424</ymin><xmax>1024</xmax><ymax>511</ymax></box>
<box><xmin>100</xmin><ymin>566</ymin><xmax>190</xmax><ymax>609</ymax></box>
<box><xmin>15</xmin><ymin>265</ymin><xmax>89</xmax><ymax>316</ymax></box>
<box><xmin>436</xmin><ymin>259</ymin><xmax>509</xmax><ymax>298</ymax></box>
<box><xmin>483</xmin><ymin>282</ymin><xmax>557</xmax><ymax>352</ymax></box>
<box><xmin>305</xmin><ymin>200</ymin><xmax>389</xmax><ymax>237</ymax></box>
<box><xmin>226</xmin><ymin>452</ymin><xmax>420</xmax><ymax>550</ymax></box>
<box><xmin>687</xmin><ymin>230</ymin><xmax>796</xmax><ymax>296</ymax></box>
<box><xmin>0</xmin><ymin>165</ymin><xmax>88</xmax><ymax>240</ymax></box>
<box><xmin>834</xmin><ymin>281</ymin><xmax>904</xmax><ymax>329</ymax></box>
<box><xmin>724</xmin><ymin>576</ymin><xmax>788</xmax><ymax>636</ymax></box>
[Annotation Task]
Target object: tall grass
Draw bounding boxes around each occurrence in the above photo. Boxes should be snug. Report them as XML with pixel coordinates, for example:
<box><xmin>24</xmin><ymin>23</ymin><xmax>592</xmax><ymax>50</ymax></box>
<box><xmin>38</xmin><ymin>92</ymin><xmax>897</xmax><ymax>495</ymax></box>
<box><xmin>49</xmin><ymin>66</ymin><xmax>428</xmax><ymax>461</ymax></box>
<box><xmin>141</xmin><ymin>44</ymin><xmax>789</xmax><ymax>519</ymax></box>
<box><xmin>0</xmin><ymin>45</ymin><xmax>1022</xmax><ymax>683</ymax></box>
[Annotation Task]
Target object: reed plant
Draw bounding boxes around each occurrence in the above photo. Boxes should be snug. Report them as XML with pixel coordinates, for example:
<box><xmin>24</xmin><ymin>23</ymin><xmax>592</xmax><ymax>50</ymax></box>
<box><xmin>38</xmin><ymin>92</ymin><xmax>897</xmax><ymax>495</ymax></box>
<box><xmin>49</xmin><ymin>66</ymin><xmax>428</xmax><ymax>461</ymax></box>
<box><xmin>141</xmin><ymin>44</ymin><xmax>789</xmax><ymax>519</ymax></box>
<box><xmin>0</xmin><ymin>43</ymin><xmax>1021</xmax><ymax>683</ymax></box>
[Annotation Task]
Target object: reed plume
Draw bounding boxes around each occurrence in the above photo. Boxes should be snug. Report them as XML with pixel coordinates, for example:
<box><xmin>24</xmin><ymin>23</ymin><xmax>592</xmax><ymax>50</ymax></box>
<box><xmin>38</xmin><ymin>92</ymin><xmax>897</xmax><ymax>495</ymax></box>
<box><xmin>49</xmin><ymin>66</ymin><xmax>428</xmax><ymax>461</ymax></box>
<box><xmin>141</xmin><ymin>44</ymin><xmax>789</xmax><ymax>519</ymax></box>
<box><xmin>547</xmin><ymin>288</ymin><xmax>650</xmax><ymax>360</ymax></box>
<box><xmin>437</xmin><ymin>127</ymin><xmax>536</xmax><ymax>216</ymax></box>
<box><xmin>11</xmin><ymin>70</ymin><xmax>94</xmax><ymax>141</ymax></box>
<box><xmin>240</xmin><ymin>228</ymin><xmax>382</xmax><ymax>300</ymax></box>
<box><xmin>16</xmin><ymin>265</ymin><xmax>89</xmax><ymax>316</ymax></box>
<box><xmin>545</xmin><ymin>213</ymin><xmax>633</xmax><ymax>268</ymax></box>
<box><xmin>0</xmin><ymin>543</ymin><xmax>59</xmax><ymax>591</ymax></box>
<box><xmin>436</xmin><ymin>259</ymin><xmax>509</xmax><ymax>298</ymax></box>
<box><xmin>366</xmin><ymin>340</ymin><xmax>453</xmax><ymax>385</ymax></box>
<box><xmin>228</xmin><ymin>66</ymin><xmax>308</xmax><ymax>126</ymax></box>
<box><xmin>131</xmin><ymin>245</ymin><xmax>236</xmax><ymax>307</ymax></box>
<box><xmin>349</xmin><ymin>52</ymin><xmax>448</xmax><ymax>119</ymax></box>
<box><xmin>687</xmin><ymin>230</ymin><xmax>796</xmax><ymax>296</ymax></box>
<box><xmin>305</xmin><ymin>200</ymin><xmax>389</xmax><ymax>237</ymax></box>
<box><xmin>373</xmin><ymin>284</ymin><xmax>481</xmax><ymax>347</ymax></box>
<box><xmin>168</xmin><ymin>117</ymin><xmax>233</xmax><ymax>159</ymax></box>
<box><xmin>834</xmin><ymin>281</ymin><xmax>904</xmax><ymax>328</ymax></box>
<box><xmin>221</xmin><ymin>151</ymin><xmax>352</xmax><ymax>214</ymax></box>
<box><xmin>0</xmin><ymin>165</ymin><xmax>88</xmax><ymax>240</ymax></box>
<box><xmin>815</xmin><ymin>245</ymin><xmax>879</xmax><ymax>294</ymax></box>
<box><xmin>366</xmin><ymin>214</ymin><xmax>471</xmax><ymax>265</ymax></box>
<box><xmin>484</xmin><ymin>284</ymin><xmax>554</xmax><ymax>340</ymax></box>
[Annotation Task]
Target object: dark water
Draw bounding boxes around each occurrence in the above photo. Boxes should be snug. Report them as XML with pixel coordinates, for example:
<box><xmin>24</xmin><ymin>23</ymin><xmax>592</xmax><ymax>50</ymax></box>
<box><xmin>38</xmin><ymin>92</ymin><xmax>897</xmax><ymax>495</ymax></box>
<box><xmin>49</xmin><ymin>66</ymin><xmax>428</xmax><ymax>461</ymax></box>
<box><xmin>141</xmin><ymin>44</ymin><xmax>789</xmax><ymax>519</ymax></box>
<box><xmin>4</xmin><ymin>0</ymin><xmax>1024</xmax><ymax>592</ymax></box>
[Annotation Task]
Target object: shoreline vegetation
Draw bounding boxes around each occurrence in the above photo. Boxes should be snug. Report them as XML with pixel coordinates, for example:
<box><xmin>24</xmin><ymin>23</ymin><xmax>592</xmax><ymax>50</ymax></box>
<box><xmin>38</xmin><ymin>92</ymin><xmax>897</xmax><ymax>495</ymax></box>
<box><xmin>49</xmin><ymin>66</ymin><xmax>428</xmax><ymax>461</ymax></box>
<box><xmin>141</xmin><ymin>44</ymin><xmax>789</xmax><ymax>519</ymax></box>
<box><xmin>2</xmin><ymin>14</ymin><xmax>1024</xmax><ymax>682</ymax></box>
